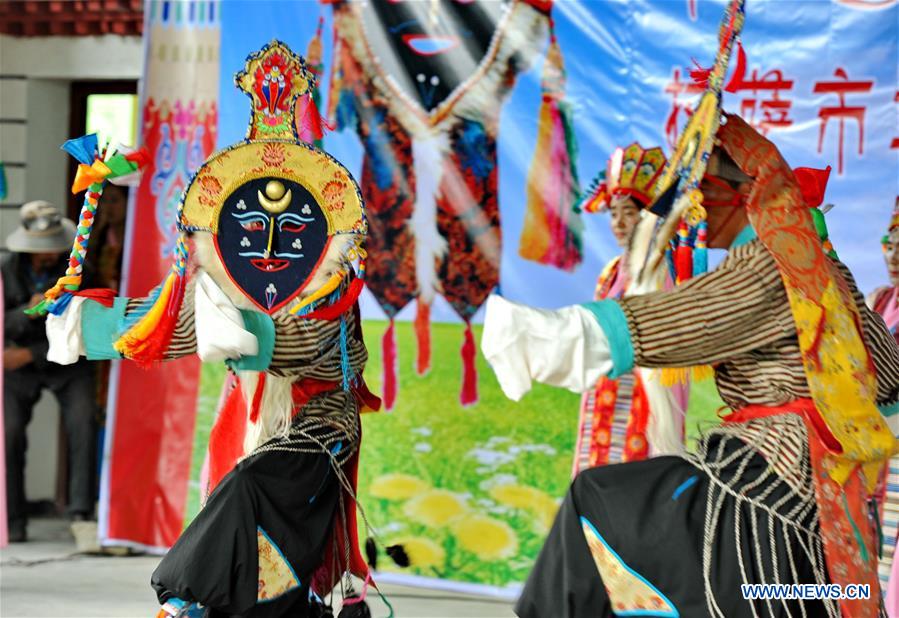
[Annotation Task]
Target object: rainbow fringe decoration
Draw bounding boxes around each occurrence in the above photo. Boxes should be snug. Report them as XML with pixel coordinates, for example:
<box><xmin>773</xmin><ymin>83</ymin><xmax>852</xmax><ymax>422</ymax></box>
<box><xmin>113</xmin><ymin>233</ymin><xmax>189</xmax><ymax>366</ymax></box>
<box><xmin>518</xmin><ymin>21</ymin><xmax>582</xmax><ymax>272</ymax></box>
<box><xmin>27</xmin><ymin>134</ymin><xmax>147</xmax><ymax>317</ymax></box>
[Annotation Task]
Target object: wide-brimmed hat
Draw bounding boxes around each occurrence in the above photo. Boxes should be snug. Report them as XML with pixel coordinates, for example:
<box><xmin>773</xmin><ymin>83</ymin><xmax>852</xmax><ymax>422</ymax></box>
<box><xmin>5</xmin><ymin>201</ymin><xmax>76</xmax><ymax>254</ymax></box>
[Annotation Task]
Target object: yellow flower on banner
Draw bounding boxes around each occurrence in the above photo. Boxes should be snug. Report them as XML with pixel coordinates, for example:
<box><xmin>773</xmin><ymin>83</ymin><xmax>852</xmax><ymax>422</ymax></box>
<box><xmin>451</xmin><ymin>515</ymin><xmax>518</xmax><ymax>561</ymax></box>
<box><xmin>369</xmin><ymin>474</ymin><xmax>429</xmax><ymax>501</ymax></box>
<box><xmin>490</xmin><ymin>484</ymin><xmax>545</xmax><ymax>509</ymax></box>
<box><xmin>490</xmin><ymin>484</ymin><xmax>560</xmax><ymax>533</ymax></box>
<box><xmin>403</xmin><ymin>490</ymin><xmax>469</xmax><ymax>527</ymax></box>
<box><xmin>388</xmin><ymin>536</ymin><xmax>445</xmax><ymax>568</ymax></box>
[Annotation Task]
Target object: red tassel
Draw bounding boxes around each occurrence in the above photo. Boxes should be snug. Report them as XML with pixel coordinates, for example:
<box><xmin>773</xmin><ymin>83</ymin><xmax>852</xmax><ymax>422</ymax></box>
<box><xmin>249</xmin><ymin>372</ymin><xmax>267</xmax><ymax>424</ymax></box>
<box><xmin>675</xmin><ymin>222</ymin><xmax>693</xmax><ymax>284</ymax></box>
<box><xmin>72</xmin><ymin>287</ymin><xmax>117</xmax><ymax>307</ymax></box>
<box><xmin>382</xmin><ymin>319</ymin><xmax>398</xmax><ymax>411</ymax></box>
<box><xmin>460</xmin><ymin>322</ymin><xmax>478</xmax><ymax>407</ymax></box>
<box><xmin>296</xmin><ymin>92</ymin><xmax>332</xmax><ymax>143</ymax></box>
<box><xmin>414</xmin><ymin>300</ymin><xmax>431</xmax><ymax>376</ymax></box>
<box><xmin>208</xmin><ymin>376</ymin><xmax>247</xmax><ymax>492</ymax></box>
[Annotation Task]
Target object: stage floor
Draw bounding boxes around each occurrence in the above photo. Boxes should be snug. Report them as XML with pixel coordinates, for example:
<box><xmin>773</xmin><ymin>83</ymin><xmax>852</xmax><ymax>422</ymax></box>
<box><xmin>1</xmin><ymin>518</ymin><xmax>515</xmax><ymax>618</ymax></box>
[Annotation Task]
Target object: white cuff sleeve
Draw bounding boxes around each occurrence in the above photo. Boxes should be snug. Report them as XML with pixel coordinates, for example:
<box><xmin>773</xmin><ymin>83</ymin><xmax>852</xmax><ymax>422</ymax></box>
<box><xmin>480</xmin><ymin>294</ymin><xmax>612</xmax><ymax>401</ymax></box>
<box><xmin>194</xmin><ymin>272</ymin><xmax>259</xmax><ymax>362</ymax></box>
<box><xmin>46</xmin><ymin>297</ymin><xmax>88</xmax><ymax>365</ymax></box>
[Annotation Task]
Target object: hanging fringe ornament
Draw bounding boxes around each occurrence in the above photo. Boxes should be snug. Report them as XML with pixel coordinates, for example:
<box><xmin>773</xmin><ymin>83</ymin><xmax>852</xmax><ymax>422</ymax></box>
<box><xmin>27</xmin><ymin>135</ymin><xmax>148</xmax><ymax>317</ymax></box>
<box><xmin>693</xmin><ymin>219</ymin><xmax>708</xmax><ymax>276</ymax></box>
<box><xmin>460</xmin><ymin>321</ymin><xmax>478</xmax><ymax>407</ymax></box>
<box><xmin>674</xmin><ymin>220</ymin><xmax>693</xmax><ymax>284</ymax></box>
<box><xmin>382</xmin><ymin>319</ymin><xmax>398</xmax><ymax>411</ymax></box>
<box><xmin>660</xmin><ymin>364</ymin><xmax>714</xmax><ymax>386</ymax></box>
<box><xmin>113</xmin><ymin>231</ymin><xmax>189</xmax><ymax>365</ymax></box>
<box><xmin>385</xmin><ymin>544</ymin><xmax>410</xmax><ymax>568</ymax></box>
<box><xmin>364</xmin><ymin>537</ymin><xmax>378</xmax><ymax>570</ymax></box>
<box><xmin>413</xmin><ymin>300</ymin><xmax>431</xmax><ymax>376</ymax></box>
<box><xmin>339</xmin><ymin>316</ymin><xmax>352</xmax><ymax>391</ymax></box>
<box><xmin>518</xmin><ymin>19</ymin><xmax>582</xmax><ymax>271</ymax></box>
<box><xmin>296</xmin><ymin>16</ymin><xmax>332</xmax><ymax>147</ymax></box>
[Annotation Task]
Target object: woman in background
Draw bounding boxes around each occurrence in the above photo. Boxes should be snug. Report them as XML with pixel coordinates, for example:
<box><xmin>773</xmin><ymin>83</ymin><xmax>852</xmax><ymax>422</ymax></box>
<box><xmin>572</xmin><ymin>143</ymin><xmax>670</xmax><ymax>474</ymax></box>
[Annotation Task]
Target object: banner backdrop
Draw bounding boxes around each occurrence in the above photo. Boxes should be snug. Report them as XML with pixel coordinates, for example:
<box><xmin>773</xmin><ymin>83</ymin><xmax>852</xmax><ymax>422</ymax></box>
<box><xmin>207</xmin><ymin>0</ymin><xmax>899</xmax><ymax>595</ymax></box>
<box><xmin>99</xmin><ymin>0</ymin><xmax>220</xmax><ymax>550</ymax></box>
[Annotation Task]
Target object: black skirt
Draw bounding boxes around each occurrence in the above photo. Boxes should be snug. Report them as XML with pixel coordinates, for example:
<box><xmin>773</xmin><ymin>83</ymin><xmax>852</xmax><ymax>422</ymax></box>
<box><xmin>151</xmin><ymin>443</ymin><xmax>343</xmax><ymax>618</ymax></box>
<box><xmin>516</xmin><ymin>438</ymin><xmax>829</xmax><ymax>618</ymax></box>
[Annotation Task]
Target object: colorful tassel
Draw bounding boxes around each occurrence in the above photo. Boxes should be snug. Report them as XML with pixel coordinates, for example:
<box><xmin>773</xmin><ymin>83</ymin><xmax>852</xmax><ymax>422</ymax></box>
<box><xmin>693</xmin><ymin>220</ymin><xmax>708</xmax><ymax>276</ymax></box>
<box><xmin>518</xmin><ymin>21</ymin><xmax>582</xmax><ymax>271</ymax></box>
<box><xmin>382</xmin><ymin>319</ymin><xmax>398</xmax><ymax>411</ymax></box>
<box><xmin>414</xmin><ymin>300</ymin><xmax>431</xmax><ymax>376</ymax></box>
<box><xmin>298</xmin><ymin>16</ymin><xmax>330</xmax><ymax>147</ymax></box>
<box><xmin>674</xmin><ymin>221</ymin><xmax>693</xmax><ymax>284</ymax></box>
<box><xmin>28</xmin><ymin>137</ymin><xmax>147</xmax><ymax>318</ymax></box>
<box><xmin>460</xmin><ymin>322</ymin><xmax>478</xmax><ymax>407</ymax></box>
<box><xmin>113</xmin><ymin>232</ymin><xmax>189</xmax><ymax>365</ymax></box>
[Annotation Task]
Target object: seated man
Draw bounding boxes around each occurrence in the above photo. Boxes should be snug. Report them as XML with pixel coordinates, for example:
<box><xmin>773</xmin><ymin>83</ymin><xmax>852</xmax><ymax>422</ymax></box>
<box><xmin>3</xmin><ymin>201</ymin><xmax>97</xmax><ymax>542</ymax></box>
<box><xmin>483</xmin><ymin>115</ymin><xmax>899</xmax><ymax>617</ymax></box>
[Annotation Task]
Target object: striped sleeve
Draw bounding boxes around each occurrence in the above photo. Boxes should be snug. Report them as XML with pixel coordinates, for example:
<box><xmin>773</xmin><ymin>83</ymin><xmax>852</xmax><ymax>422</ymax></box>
<box><xmin>123</xmin><ymin>277</ymin><xmax>197</xmax><ymax>360</ymax></box>
<box><xmin>269</xmin><ymin>309</ymin><xmax>368</xmax><ymax>380</ymax></box>
<box><xmin>617</xmin><ymin>240</ymin><xmax>794</xmax><ymax>369</ymax></box>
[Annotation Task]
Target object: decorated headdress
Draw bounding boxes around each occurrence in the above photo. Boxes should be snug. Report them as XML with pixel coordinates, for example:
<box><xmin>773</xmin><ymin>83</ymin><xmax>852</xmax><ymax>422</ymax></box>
<box><xmin>115</xmin><ymin>40</ymin><xmax>367</xmax><ymax>364</ymax></box>
<box><xmin>883</xmin><ymin>196</ymin><xmax>899</xmax><ymax>245</ymax></box>
<box><xmin>629</xmin><ymin>0</ymin><xmax>745</xmax><ymax>289</ymax></box>
<box><xmin>631</xmin><ymin>0</ymin><xmax>894</xmax><ymax>490</ymax></box>
<box><xmin>580</xmin><ymin>143</ymin><xmax>667</xmax><ymax>213</ymax></box>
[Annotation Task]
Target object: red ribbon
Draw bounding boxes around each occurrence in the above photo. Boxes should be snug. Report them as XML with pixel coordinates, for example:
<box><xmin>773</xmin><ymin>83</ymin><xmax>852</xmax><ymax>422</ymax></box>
<box><xmin>721</xmin><ymin>398</ymin><xmax>843</xmax><ymax>454</ymax></box>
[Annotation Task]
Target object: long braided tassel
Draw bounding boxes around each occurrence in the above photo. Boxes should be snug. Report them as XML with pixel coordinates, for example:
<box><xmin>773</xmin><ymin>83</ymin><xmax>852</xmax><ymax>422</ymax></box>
<box><xmin>27</xmin><ymin>181</ymin><xmax>105</xmax><ymax>316</ymax></box>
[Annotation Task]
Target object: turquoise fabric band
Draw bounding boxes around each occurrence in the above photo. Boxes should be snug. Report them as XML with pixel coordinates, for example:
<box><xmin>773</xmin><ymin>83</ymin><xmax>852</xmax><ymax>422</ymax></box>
<box><xmin>582</xmin><ymin>300</ymin><xmax>635</xmax><ymax>379</ymax></box>
<box><xmin>879</xmin><ymin>400</ymin><xmax>899</xmax><ymax>418</ymax></box>
<box><xmin>81</xmin><ymin>297</ymin><xmax>128</xmax><ymax>360</ymax></box>
<box><xmin>227</xmin><ymin>310</ymin><xmax>276</xmax><ymax>371</ymax></box>
<box><xmin>730</xmin><ymin>224</ymin><xmax>758</xmax><ymax>249</ymax></box>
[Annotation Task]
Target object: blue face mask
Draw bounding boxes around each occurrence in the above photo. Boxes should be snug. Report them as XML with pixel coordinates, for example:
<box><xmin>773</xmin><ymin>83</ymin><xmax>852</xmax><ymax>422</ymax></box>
<box><xmin>215</xmin><ymin>177</ymin><xmax>328</xmax><ymax>313</ymax></box>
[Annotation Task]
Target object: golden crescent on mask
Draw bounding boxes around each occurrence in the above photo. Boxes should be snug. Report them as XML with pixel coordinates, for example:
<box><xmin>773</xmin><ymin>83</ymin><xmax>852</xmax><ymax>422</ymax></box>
<box><xmin>258</xmin><ymin>180</ymin><xmax>292</xmax><ymax>214</ymax></box>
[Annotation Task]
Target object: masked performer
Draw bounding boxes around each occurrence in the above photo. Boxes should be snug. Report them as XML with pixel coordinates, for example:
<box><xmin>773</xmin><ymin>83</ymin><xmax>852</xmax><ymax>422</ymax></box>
<box><xmin>40</xmin><ymin>42</ymin><xmax>381</xmax><ymax>618</ymax></box>
<box><xmin>483</xmin><ymin>2</ymin><xmax>899</xmax><ymax>611</ymax></box>
<box><xmin>326</xmin><ymin>0</ymin><xmax>581</xmax><ymax>408</ymax></box>
<box><xmin>485</xmin><ymin>109</ymin><xmax>899</xmax><ymax>617</ymax></box>
<box><xmin>573</xmin><ymin>144</ymin><xmax>673</xmax><ymax>473</ymax></box>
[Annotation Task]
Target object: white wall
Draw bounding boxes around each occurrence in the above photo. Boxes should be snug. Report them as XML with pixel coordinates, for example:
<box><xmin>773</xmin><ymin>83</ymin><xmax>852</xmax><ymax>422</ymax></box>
<box><xmin>1</xmin><ymin>33</ymin><xmax>141</xmax><ymax>503</ymax></box>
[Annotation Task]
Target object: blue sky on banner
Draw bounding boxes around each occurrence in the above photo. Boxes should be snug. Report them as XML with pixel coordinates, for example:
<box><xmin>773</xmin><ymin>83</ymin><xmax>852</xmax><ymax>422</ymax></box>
<box><xmin>219</xmin><ymin>0</ymin><xmax>898</xmax><ymax>323</ymax></box>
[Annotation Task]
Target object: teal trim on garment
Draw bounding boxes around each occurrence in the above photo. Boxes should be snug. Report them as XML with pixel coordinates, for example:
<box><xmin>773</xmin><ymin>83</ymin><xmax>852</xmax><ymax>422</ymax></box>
<box><xmin>879</xmin><ymin>400</ymin><xmax>899</xmax><ymax>417</ymax></box>
<box><xmin>582</xmin><ymin>300</ymin><xmax>635</xmax><ymax>379</ymax></box>
<box><xmin>81</xmin><ymin>297</ymin><xmax>128</xmax><ymax>360</ymax></box>
<box><xmin>580</xmin><ymin>516</ymin><xmax>680</xmax><ymax>617</ymax></box>
<box><xmin>226</xmin><ymin>310</ymin><xmax>275</xmax><ymax>371</ymax></box>
<box><xmin>730</xmin><ymin>224</ymin><xmax>757</xmax><ymax>249</ymax></box>
<box><xmin>256</xmin><ymin>526</ymin><xmax>301</xmax><ymax>603</ymax></box>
